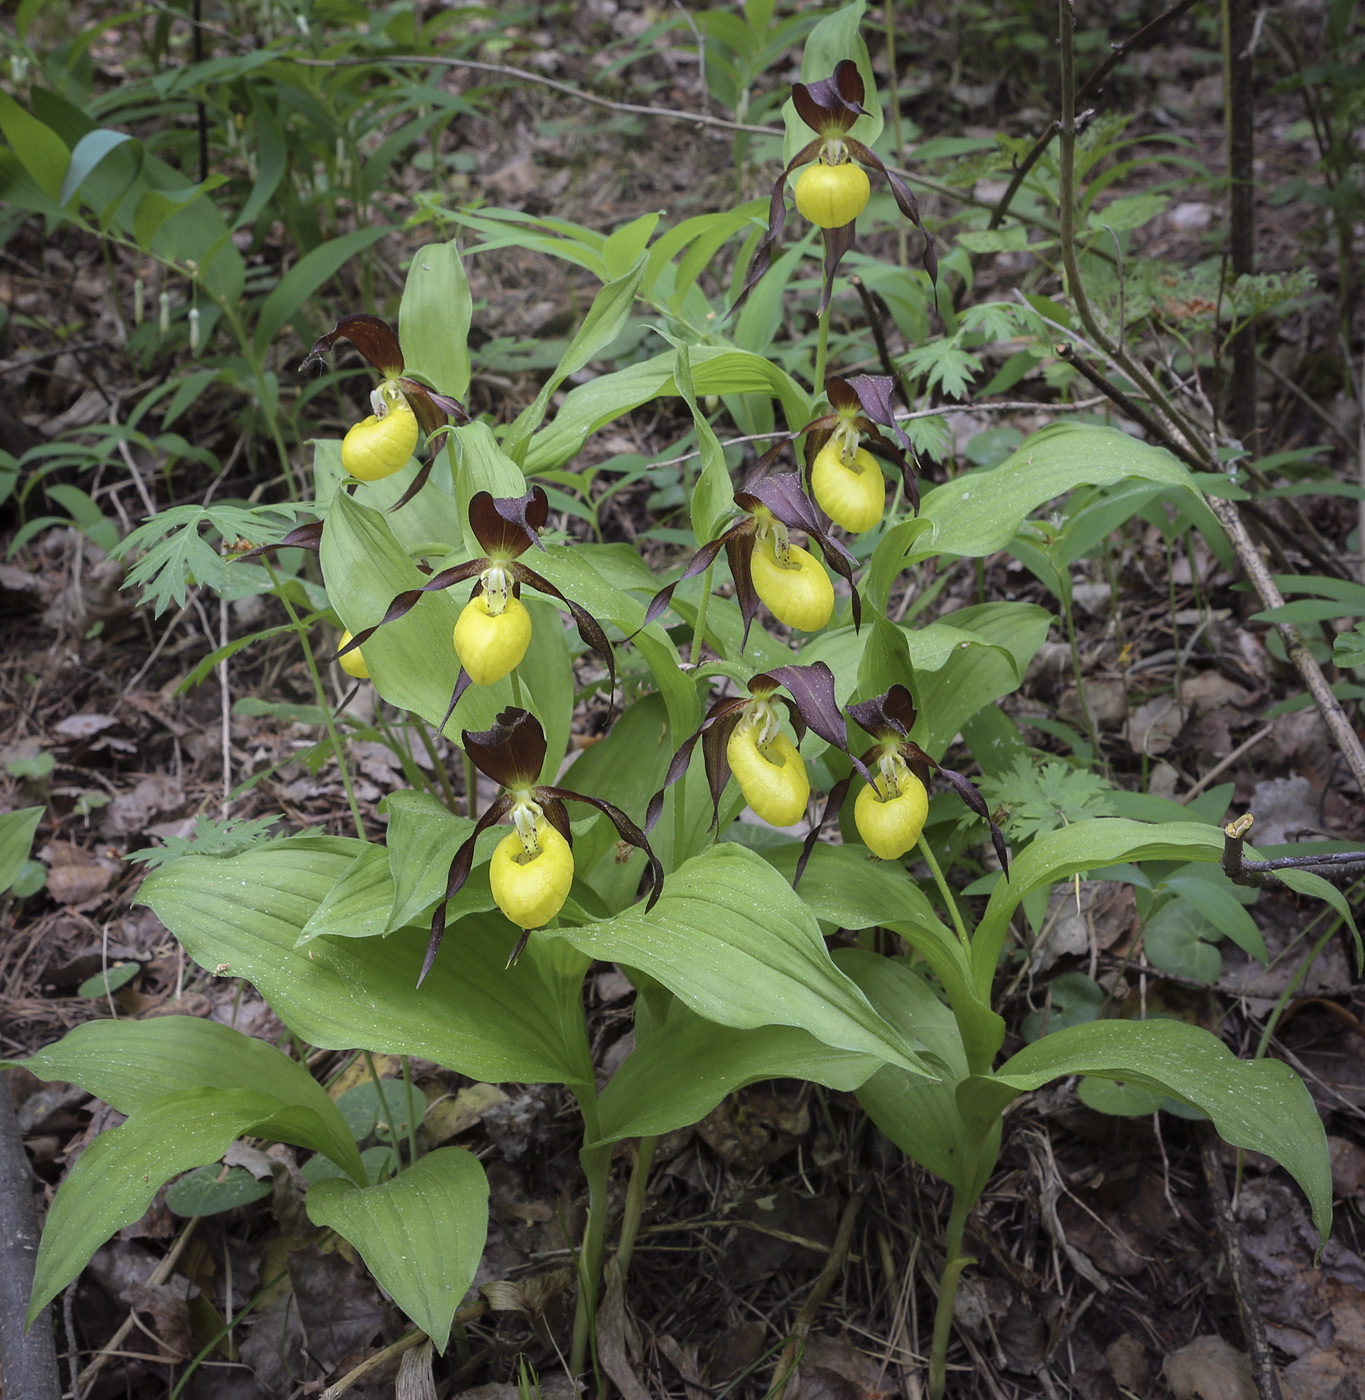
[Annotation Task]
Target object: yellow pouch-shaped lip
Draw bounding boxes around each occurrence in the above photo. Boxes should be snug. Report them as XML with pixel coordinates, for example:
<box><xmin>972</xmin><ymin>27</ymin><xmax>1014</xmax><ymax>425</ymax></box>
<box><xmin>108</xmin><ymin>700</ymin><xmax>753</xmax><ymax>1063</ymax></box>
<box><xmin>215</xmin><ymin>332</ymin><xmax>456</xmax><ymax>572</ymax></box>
<box><xmin>490</xmin><ymin>826</ymin><xmax>574</xmax><ymax>929</ymax></box>
<box><xmin>794</xmin><ymin>162</ymin><xmax>871</xmax><ymax>229</ymax></box>
<box><xmin>337</xmin><ymin>629</ymin><xmax>370</xmax><ymax>680</ymax></box>
<box><xmin>751</xmin><ymin>537</ymin><xmax>834</xmax><ymax>632</ymax></box>
<box><xmin>727</xmin><ymin>724</ymin><xmax>810</xmax><ymax>827</ymax></box>
<box><xmin>341</xmin><ymin>401</ymin><xmax>419</xmax><ymax>482</ymax></box>
<box><xmin>812</xmin><ymin>444</ymin><xmax>885</xmax><ymax>534</ymax></box>
<box><xmin>855</xmin><ymin>769</ymin><xmax>929</xmax><ymax>860</ymax></box>
<box><xmin>454</xmin><ymin>595</ymin><xmax>532</xmax><ymax>686</ymax></box>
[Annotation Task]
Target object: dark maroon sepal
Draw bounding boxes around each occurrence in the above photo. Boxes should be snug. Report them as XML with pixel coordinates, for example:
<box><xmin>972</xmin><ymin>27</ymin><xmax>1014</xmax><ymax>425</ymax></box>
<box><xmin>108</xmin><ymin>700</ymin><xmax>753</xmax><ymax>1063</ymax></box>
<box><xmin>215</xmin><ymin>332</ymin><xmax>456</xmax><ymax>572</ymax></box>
<box><xmin>846</xmin><ymin>375</ymin><xmax>907</xmax><ymax>446</ymax></box>
<box><xmin>763</xmin><ymin>662</ymin><xmax>872</xmax><ymax>781</ymax></box>
<box><xmin>795</xmin><ymin>773</ymin><xmax>855</xmax><ymax>886</ymax></box>
<box><xmin>729</xmin><ymin>140</ymin><xmax>822</xmax><ymax>317</ymax></box>
<box><xmin>463</xmin><ymin>706</ymin><xmax>547</xmax><ymax>790</ymax></box>
<box><xmin>938</xmin><ymin>764</ymin><xmax>1010</xmax><ymax>874</ymax></box>
<box><xmin>419</xmin><ymin>791</ymin><xmax>514</xmax><ymax>986</ymax></box>
<box><xmin>818</xmin><ymin>223</ymin><xmax>856</xmax><ymax>316</ymax></box>
<box><xmin>724</xmin><ymin>531</ymin><xmax>762</xmax><ymax>653</ymax></box>
<box><xmin>541</xmin><ymin>786</ymin><xmax>665</xmax><ymax>909</ymax></box>
<box><xmin>235</xmin><ymin>520</ymin><xmax>324</xmax><ymax>561</ymax></box>
<box><xmin>848</xmin><ymin>684</ymin><xmax>918</xmax><ymax>741</ymax></box>
<box><xmin>792</xmin><ymin>60</ymin><xmax>867</xmax><ymax>136</ymax></box>
<box><xmin>515</xmin><ymin>565</ymin><xmax>617</xmax><ymax>707</ymax></box>
<box><xmin>843</xmin><ymin>138</ymin><xmax>937</xmax><ymax>286</ymax></box>
<box><xmin>301</xmin><ymin>313</ymin><xmax>404</xmax><ymax>378</ymax></box>
<box><xmin>469</xmin><ymin>489</ymin><xmax>548</xmax><ymax>558</ymax></box>
<box><xmin>390</xmin><ymin>456</ymin><xmax>436</xmax><ymax>513</ymax></box>
<box><xmin>424</xmin><ymin>388</ymin><xmax>471</xmax><ymax>426</ymax></box>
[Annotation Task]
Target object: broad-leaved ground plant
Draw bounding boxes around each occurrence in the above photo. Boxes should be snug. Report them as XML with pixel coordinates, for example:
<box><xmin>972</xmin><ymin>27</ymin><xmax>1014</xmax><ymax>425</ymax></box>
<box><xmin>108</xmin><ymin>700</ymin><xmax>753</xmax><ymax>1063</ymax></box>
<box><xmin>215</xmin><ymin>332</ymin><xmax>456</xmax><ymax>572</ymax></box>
<box><xmin>3</xmin><ymin>2</ymin><xmax>1359</xmax><ymax>1396</ymax></box>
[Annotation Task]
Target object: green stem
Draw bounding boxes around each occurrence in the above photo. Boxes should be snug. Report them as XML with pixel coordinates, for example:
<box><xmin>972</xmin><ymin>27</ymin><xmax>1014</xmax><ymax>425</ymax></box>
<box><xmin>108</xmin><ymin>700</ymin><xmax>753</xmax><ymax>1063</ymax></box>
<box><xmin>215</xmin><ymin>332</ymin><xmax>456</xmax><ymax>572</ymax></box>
<box><xmin>615</xmin><ymin>1136</ymin><xmax>657</xmax><ymax>1280</ymax></box>
<box><xmin>927</xmin><ymin>1186</ymin><xmax>974</xmax><ymax>1400</ymax></box>
<box><xmin>265</xmin><ymin>560</ymin><xmax>364</xmax><ymax>839</ymax></box>
<box><xmin>401</xmin><ymin>1055</ymin><xmax>420</xmax><ymax>1167</ymax></box>
<box><xmin>1062</xmin><ymin>586</ymin><xmax>1106</xmax><ymax>772</ymax></box>
<box><xmin>689</xmin><ymin>559</ymin><xmax>716</xmax><ymax>667</ymax></box>
<box><xmin>414</xmin><ymin>717</ymin><xmax>459</xmax><ymax>811</ymax></box>
<box><xmin>673</xmin><ymin>774</ymin><xmax>688</xmax><ymax>873</ymax></box>
<box><xmin>918</xmin><ymin>835</ymin><xmax>970</xmax><ymax>950</ymax></box>
<box><xmin>568</xmin><ymin>1087</ymin><xmax>610</xmax><ymax>1381</ymax></box>
<box><xmin>362</xmin><ymin>1051</ymin><xmax>403</xmax><ymax>1170</ymax></box>
<box><xmin>463</xmin><ymin>749</ymin><xmax>479</xmax><ymax>821</ymax></box>
<box><xmin>510</xmin><ymin>667</ymin><xmax>524</xmax><ymax>709</ymax></box>
<box><xmin>883</xmin><ymin>0</ymin><xmax>908</xmax><ymax>270</ymax></box>
<box><xmin>813</xmin><ymin>302</ymin><xmax>832</xmax><ymax>401</ymax></box>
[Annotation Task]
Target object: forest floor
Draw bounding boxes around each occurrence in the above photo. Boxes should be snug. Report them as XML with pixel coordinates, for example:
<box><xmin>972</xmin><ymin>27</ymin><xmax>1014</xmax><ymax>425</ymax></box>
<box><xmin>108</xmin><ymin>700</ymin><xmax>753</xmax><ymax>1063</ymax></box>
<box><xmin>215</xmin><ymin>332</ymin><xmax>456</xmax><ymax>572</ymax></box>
<box><xmin>2</xmin><ymin>2</ymin><xmax>1364</xmax><ymax>1399</ymax></box>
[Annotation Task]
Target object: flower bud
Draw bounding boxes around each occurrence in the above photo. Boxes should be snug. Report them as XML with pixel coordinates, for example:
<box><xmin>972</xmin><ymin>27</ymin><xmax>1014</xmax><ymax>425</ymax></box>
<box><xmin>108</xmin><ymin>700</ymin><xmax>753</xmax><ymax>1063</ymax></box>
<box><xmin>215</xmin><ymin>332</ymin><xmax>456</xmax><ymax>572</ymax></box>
<box><xmin>812</xmin><ymin>443</ymin><xmax>885</xmax><ymax>533</ymax></box>
<box><xmin>490</xmin><ymin>825</ymin><xmax>574</xmax><ymax>929</ymax></box>
<box><xmin>341</xmin><ymin>398</ymin><xmax>419</xmax><ymax>481</ymax></box>
<box><xmin>751</xmin><ymin>536</ymin><xmax>834</xmax><ymax>632</ymax></box>
<box><xmin>453</xmin><ymin>593</ymin><xmax>532</xmax><ymax>686</ymax></box>
<box><xmin>855</xmin><ymin>768</ymin><xmax>929</xmax><ymax>859</ymax></box>
<box><xmin>337</xmin><ymin>629</ymin><xmax>369</xmax><ymax>680</ymax></box>
<box><xmin>727</xmin><ymin>722</ymin><xmax>810</xmax><ymax>827</ymax></box>
<box><xmin>794</xmin><ymin>161</ymin><xmax>871</xmax><ymax>229</ymax></box>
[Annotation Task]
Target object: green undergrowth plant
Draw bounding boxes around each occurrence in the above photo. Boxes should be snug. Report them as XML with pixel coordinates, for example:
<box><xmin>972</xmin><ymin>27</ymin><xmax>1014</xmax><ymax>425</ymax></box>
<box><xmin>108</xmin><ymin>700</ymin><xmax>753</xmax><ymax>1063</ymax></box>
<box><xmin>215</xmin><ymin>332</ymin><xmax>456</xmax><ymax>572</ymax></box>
<box><xmin>4</xmin><ymin>4</ymin><xmax>1356</xmax><ymax>1397</ymax></box>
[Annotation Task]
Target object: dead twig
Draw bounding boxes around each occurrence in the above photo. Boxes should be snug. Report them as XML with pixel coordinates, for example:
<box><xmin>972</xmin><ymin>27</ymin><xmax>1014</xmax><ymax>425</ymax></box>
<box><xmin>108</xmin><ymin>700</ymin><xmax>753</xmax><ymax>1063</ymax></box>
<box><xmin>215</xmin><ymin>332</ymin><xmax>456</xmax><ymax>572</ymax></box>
<box><xmin>1195</xmin><ymin>1121</ymin><xmax>1284</xmax><ymax>1400</ymax></box>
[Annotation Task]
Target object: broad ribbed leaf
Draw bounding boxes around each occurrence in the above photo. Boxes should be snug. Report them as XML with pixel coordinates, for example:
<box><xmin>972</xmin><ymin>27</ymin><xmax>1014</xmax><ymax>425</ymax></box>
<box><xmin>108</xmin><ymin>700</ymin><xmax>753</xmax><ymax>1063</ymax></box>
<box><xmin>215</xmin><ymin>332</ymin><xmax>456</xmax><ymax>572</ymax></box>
<box><xmin>137</xmin><ymin>837</ymin><xmax>593</xmax><ymax>1087</ymax></box>
<box><xmin>542</xmin><ymin>843</ymin><xmax>936</xmax><ymax>1075</ymax></box>
<box><xmin>29</xmin><ymin>1088</ymin><xmax>327</xmax><ymax>1322</ymax></box>
<box><xmin>766</xmin><ymin>842</ymin><xmax>1003</xmax><ymax>1073</ymax></box>
<box><xmin>307</xmin><ymin>1148</ymin><xmax>489</xmax><ymax>1352</ymax></box>
<box><xmin>0</xmin><ymin>806</ymin><xmax>42</xmax><ymax>893</ymax></box>
<box><xmin>297</xmin><ymin>843</ymin><xmax>393</xmax><ymax>944</ymax></box>
<box><xmin>962</xmin><ymin>1019</ymin><xmax>1333</xmax><ymax>1247</ymax></box>
<box><xmin>9</xmin><ymin>1016</ymin><xmax>362</xmax><ymax>1184</ymax></box>
<box><xmin>401</xmin><ymin>239</ymin><xmax>472</xmax><ymax>402</ymax></box>
<box><xmin>971</xmin><ymin>819</ymin><xmax>1224</xmax><ymax>1001</ymax></box>
<box><xmin>839</xmin><ymin>951</ymin><xmax>999</xmax><ymax>1198</ymax></box>
<box><xmin>909</xmin><ymin>424</ymin><xmax>1194</xmax><ymax>564</ymax></box>
<box><xmin>595</xmin><ymin>1004</ymin><xmax>881</xmax><ymax>1143</ymax></box>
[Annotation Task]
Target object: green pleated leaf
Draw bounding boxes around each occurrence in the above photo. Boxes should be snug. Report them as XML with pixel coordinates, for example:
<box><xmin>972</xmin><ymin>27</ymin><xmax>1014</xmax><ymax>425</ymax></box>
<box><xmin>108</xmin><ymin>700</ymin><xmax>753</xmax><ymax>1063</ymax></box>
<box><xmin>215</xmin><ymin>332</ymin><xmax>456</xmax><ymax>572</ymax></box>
<box><xmin>838</xmin><ymin>951</ymin><xmax>998</xmax><ymax>1198</ymax></box>
<box><xmin>401</xmin><ymin>239</ymin><xmax>473</xmax><ymax>402</ymax></box>
<box><xmin>29</xmin><ymin>1087</ymin><xmax>326</xmax><ymax>1322</ymax></box>
<box><xmin>0</xmin><ymin>806</ymin><xmax>43</xmax><ymax>894</ymax></box>
<box><xmin>595</xmin><ymin>1004</ymin><xmax>881</xmax><ymax>1144</ymax></box>
<box><xmin>908</xmin><ymin>423</ymin><xmax>1195</xmax><ymax>565</ymax></box>
<box><xmin>136</xmin><ymin>837</ymin><xmax>593</xmax><ymax>1087</ymax></box>
<box><xmin>307</xmin><ymin>1147</ymin><xmax>489</xmax><ymax>1351</ymax></box>
<box><xmin>970</xmin><ymin>819</ymin><xmax>1224</xmax><ymax>1000</ymax></box>
<box><xmin>543</xmin><ymin>843</ymin><xmax>936</xmax><ymax>1076</ymax></box>
<box><xmin>962</xmin><ymin>1019</ymin><xmax>1333</xmax><ymax>1248</ymax></box>
<box><xmin>8</xmin><ymin>1015</ymin><xmax>363</xmax><ymax>1185</ymax></box>
<box><xmin>297</xmin><ymin>843</ymin><xmax>393</xmax><ymax>944</ymax></box>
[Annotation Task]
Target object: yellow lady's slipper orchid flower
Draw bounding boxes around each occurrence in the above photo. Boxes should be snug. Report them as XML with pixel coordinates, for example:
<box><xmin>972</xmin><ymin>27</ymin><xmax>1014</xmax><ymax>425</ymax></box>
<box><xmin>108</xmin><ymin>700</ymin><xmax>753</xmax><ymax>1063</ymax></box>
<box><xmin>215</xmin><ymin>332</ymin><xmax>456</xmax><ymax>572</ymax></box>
<box><xmin>750</xmin><ymin>535</ymin><xmax>834</xmax><ymax>632</ymax></box>
<box><xmin>453</xmin><ymin>593</ymin><xmax>532</xmax><ymax>686</ymax></box>
<box><xmin>489</xmin><ymin>824</ymin><xmax>574</xmax><ymax>929</ymax></box>
<box><xmin>727</xmin><ymin>721</ymin><xmax>810</xmax><ymax>827</ymax></box>
<box><xmin>337</xmin><ymin>629</ymin><xmax>370</xmax><ymax>680</ymax></box>
<box><xmin>811</xmin><ymin>442</ymin><xmax>885</xmax><ymax>532</ymax></box>
<box><xmin>341</xmin><ymin>392</ymin><xmax>419</xmax><ymax>482</ymax></box>
<box><xmin>794</xmin><ymin>161</ymin><xmax>871</xmax><ymax>230</ymax></box>
<box><xmin>854</xmin><ymin>766</ymin><xmax>929</xmax><ymax>859</ymax></box>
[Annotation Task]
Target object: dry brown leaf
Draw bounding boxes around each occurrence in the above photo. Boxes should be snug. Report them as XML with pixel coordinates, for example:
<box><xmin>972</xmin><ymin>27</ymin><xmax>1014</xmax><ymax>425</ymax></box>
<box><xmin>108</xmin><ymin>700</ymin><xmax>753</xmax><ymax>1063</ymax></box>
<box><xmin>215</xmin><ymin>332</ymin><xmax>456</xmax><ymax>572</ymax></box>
<box><xmin>422</xmin><ymin>1083</ymin><xmax>509</xmax><ymax>1146</ymax></box>
<box><xmin>45</xmin><ymin>862</ymin><xmax>114</xmax><ymax>905</ymax></box>
<box><xmin>1161</xmin><ymin>1335</ymin><xmax>1257</xmax><ymax>1400</ymax></box>
<box><xmin>1127</xmin><ymin>694</ymin><xmax>1184</xmax><ymax>756</ymax></box>
<box><xmin>1104</xmin><ymin>1333</ymin><xmax>1151</xmax><ymax>1394</ymax></box>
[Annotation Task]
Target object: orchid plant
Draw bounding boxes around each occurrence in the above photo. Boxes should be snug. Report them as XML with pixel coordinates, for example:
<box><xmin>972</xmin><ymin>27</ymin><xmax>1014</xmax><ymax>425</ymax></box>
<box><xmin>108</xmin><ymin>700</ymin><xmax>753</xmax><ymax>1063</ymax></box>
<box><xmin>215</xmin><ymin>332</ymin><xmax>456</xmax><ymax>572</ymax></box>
<box><xmin>7</xmin><ymin>14</ymin><xmax>1346</xmax><ymax>1400</ymax></box>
